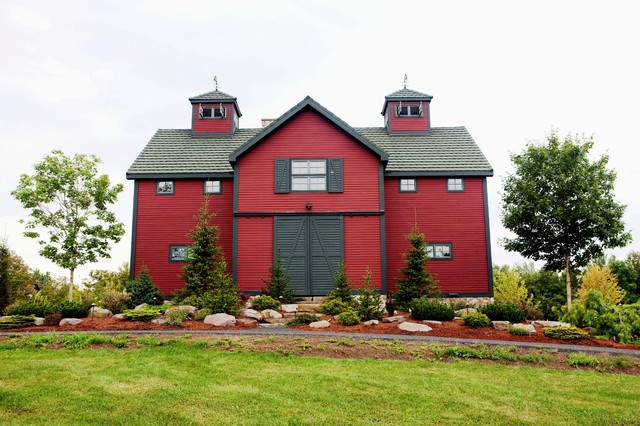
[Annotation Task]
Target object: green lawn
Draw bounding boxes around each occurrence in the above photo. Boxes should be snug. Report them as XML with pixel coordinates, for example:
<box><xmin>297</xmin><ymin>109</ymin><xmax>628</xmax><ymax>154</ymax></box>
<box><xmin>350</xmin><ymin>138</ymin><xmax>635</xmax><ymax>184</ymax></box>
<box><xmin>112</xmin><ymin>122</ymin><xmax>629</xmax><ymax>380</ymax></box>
<box><xmin>1</xmin><ymin>344</ymin><xmax>639</xmax><ymax>425</ymax></box>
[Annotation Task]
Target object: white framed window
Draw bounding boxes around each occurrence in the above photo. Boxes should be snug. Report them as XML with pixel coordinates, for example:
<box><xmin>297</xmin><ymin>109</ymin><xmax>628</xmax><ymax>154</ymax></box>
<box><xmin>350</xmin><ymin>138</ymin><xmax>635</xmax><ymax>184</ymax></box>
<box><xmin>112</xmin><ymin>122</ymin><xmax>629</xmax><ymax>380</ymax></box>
<box><xmin>169</xmin><ymin>245</ymin><xmax>189</xmax><ymax>262</ymax></box>
<box><xmin>396</xmin><ymin>102</ymin><xmax>423</xmax><ymax>117</ymax></box>
<box><xmin>447</xmin><ymin>178</ymin><xmax>465</xmax><ymax>192</ymax></box>
<box><xmin>426</xmin><ymin>243</ymin><xmax>453</xmax><ymax>260</ymax></box>
<box><xmin>156</xmin><ymin>181</ymin><xmax>174</xmax><ymax>195</ymax></box>
<box><xmin>198</xmin><ymin>104</ymin><xmax>226</xmax><ymax>119</ymax></box>
<box><xmin>204</xmin><ymin>180</ymin><xmax>221</xmax><ymax>194</ymax></box>
<box><xmin>291</xmin><ymin>159</ymin><xmax>327</xmax><ymax>191</ymax></box>
<box><xmin>400</xmin><ymin>178</ymin><xmax>417</xmax><ymax>192</ymax></box>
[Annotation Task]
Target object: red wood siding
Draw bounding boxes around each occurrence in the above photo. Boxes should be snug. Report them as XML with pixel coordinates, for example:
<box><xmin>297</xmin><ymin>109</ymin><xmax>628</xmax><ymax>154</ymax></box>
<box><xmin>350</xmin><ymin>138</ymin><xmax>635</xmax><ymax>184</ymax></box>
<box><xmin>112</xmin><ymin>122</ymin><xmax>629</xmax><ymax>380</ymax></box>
<box><xmin>235</xmin><ymin>216</ymin><xmax>274</xmax><ymax>292</ymax></box>
<box><xmin>237</xmin><ymin>109</ymin><xmax>381</xmax><ymax>212</ymax></box>
<box><xmin>192</xmin><ymin>103</ymin><xmax>233</xmax><ymax>134</ymax></box>
<box><xmin>133</xmin><ymin>179</ymin><xmax>233</xmax><ymax>295</ymax></box>
<box><xmin>344</xmin><ymin>215</ymin><xmax>382</xmax><ymax>290</ymax></box>
<box><xmin>387</xmin><ymin>101</ymin><xmax>430</xmax><ymax>132</ymax></box>
<box><xmin>384</xmin><ymin>177</ymin><xmax>489</xmax><ymax>294</ymax></box>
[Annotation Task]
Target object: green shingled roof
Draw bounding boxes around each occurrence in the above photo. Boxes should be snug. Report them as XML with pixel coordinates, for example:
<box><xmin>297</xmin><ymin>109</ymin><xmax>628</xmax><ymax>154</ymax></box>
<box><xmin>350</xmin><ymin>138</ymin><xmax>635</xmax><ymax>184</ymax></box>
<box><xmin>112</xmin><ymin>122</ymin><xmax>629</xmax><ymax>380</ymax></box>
<box><xmin>381</xmin><ymin>88</ymin><xmax>433</xmax><ymax>115</ymax></box>
<box><xmin>127</xmin><ymin>126</ymin><xmax>492</xmax><ymax>179</ymax></box>
<box><xmin>189</xmin><ymin>89</ymin><xmax>237</xmax><ymax>101</ymax></box>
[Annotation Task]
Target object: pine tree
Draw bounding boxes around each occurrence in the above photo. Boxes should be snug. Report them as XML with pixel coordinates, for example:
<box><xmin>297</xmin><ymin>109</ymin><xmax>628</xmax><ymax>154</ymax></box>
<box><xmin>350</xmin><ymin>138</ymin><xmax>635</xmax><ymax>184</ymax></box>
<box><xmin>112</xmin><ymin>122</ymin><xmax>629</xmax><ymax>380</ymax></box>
<box><xmin>394</xmin><ymin>224</ymin><xmax>439</xmax><ymax>310</ymax></box>
<box><xmin>128</xmin><ymin>266</ymin><xmax>163</xmax><ymax>307</ymax></box>
<box><xmin>328</xmin><ymin>261</ymin><xmax>353</xmax><ymax>302</ymax></box>
<box><xmin>355</xmin><ymin>268</ymin><xmax>385</xmax><ymax>321</ymax></box>
<box><xmin>262</xmin><ymin>249</ymin><xmax>296</xmax><ymax>303</ymax></box>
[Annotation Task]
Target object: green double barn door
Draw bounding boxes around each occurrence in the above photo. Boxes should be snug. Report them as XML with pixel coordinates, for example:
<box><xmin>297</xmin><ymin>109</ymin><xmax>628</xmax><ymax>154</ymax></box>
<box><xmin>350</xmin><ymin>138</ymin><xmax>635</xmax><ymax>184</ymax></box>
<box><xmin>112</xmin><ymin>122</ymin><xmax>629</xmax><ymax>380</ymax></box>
<box><xmin>274</xmin><ymin>216</ymin><xmax>343</xmax><ymax>296</ymax></box>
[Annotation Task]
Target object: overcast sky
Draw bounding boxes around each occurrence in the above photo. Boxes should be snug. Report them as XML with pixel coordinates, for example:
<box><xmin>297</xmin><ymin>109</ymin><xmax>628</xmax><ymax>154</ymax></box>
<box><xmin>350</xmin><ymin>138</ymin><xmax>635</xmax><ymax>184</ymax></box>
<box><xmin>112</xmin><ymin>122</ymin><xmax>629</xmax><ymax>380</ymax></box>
<box><xmin>1</xmin><ymin>0</ymin><xmax>639</xmax><ymax>282</ymax></box>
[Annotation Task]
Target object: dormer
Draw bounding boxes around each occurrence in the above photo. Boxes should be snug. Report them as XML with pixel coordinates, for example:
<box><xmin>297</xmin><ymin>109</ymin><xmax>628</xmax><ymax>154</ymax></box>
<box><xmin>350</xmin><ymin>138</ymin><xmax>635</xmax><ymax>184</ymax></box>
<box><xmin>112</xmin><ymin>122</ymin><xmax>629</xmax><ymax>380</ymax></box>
<box><xmin>381</xmin><ymin>87</ymin><xmax>433</xmax><ymax>135</ymax></box>
<box><xmin>189</xmin><ymin>89</ymin><xmax>242</xmax><ymax>136</ymax></box>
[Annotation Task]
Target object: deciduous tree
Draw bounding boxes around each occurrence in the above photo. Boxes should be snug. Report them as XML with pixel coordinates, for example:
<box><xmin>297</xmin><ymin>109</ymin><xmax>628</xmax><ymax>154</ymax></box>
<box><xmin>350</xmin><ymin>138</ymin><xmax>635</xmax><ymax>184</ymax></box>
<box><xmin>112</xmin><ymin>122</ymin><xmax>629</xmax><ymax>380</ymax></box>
<box><xmin>11</xmin><ymin>150</ymin><xmax>125</xmax><ymax>301</ymax></box>
<box><xmin>501</xmin><ymin>131</ymin><xmax>631</xmax><ymax>308</ymax></box>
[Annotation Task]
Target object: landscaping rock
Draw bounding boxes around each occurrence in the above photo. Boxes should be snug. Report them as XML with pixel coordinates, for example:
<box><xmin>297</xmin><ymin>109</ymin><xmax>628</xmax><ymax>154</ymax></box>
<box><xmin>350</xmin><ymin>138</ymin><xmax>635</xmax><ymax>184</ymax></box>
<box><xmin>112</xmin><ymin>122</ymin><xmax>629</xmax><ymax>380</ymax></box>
<box><xmin>134</xmin><ymin>303</ymin><xmax>149</xmax><ymax>310</ymax></box>
<box><xmin>383</xmin><ymin>315</ymin><xmax>406</xmax><ymax>323</ymax></box>
<box><xmin>281</xmin><ymin>304</ymin><xmax>298</xmax><ymax>313</ymax></box>
<box><xmin>151</xmin><ymin>318</ymin><xmax>166</xmax><ymax>325</ymax></box>
<box><xmin>296</xmin><ymin>303</ymin><xmax>321</xmax><ymax>313</ymax></box>
<box><xmin>422</xmin><ymin>320</ymin><xmax>442</xmax><ymax>325</ymax></box>
<box><xmin>455</xmin><ymin>308</ymin><xmax>477</xmax><ymax>316</ymax></box>
<box><xmin>398</xmin><ymin>322</ymin><xmax>432</xmax><ymax>332</ymax></box>
<box><xmin>261</xmin><ymin>309</ymin><xmax>282</xmax><ymax>319</ymax></box>
<box><xmin>59</xmin><ymin>318</ymin><xmax>83</xmax><ymax>326</ymax></box>
<box><xmin>492</xmin><ymin>321</ymin><xmax>511</xmax><ymax>331</ymax></box>
<box><xmin>204</xmin><ymin>313</ymin><xmax>236</xmax><ymax>327</ymax></box>
<box><xmin>34</xmin><ymin>317</ymin><xmax>44</xmax><ymax>326</ymax></box>
<box><xmin>511</xmin><ymin>323</ymin><xmax>536</xmax><ymax>333</ymax></box>
<box><xmin>113</xmin><ymin>314</ymin><xmax>124</xmax><ymax>320</ymax></box>
<box><xmin>532</xmin><ymin>320</ymin><xmax>570</xmax><ymax>328</ymax></box>
<box><xmin>264</xmin><ymin>317</ymin><xmax>287</xmax><ymax>324</ymax></box>
<box><xmin>236</xmin><ymin>318</ymin><xmax>258</xmax><ymax>326</ymax></box>
<box><xmin>283</xmin><ymin>312</ymin><xmax>297</xmax><ymax>318</ymax></box>
<box><xmin>363</xmin><ymin>320</ymin><xmax>379</xmax><ymax>326</ymax></box>
<box><xmin>257</xmin><ymin>322</ymin><xmax>285</xmax><ymax>328</ymax></box>
<box><xmin>172</xmin><ymin>305</ymin><xmax>197</xmax><ymax>315</ymax></box>
<box><xmin>89</xmin><ymin>307</ymin><xmax>113</xmax><ymax>318</ymax></box>
<box><xmin>309</xmin><ymin>320</ymin><xmax>331</xmax><ymax>328</ymax></box>
<box><xmin>240</xmin><ymin>308</ymin><xmax>264</xmax><ymax>321</ymax></box>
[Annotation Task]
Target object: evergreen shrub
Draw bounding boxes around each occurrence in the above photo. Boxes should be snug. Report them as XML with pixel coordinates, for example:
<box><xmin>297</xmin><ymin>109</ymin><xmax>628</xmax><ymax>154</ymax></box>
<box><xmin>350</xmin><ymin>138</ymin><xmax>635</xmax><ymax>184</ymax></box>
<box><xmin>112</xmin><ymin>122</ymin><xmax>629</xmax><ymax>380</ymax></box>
<box><xmin>0</xmin><ymin>315</ymin><xmax>36</xmax><ymax>329</ymax></box>
<box><xmin>318</xmin><ymin>298</ymin><xmax>351</xmax><ymax>316</ymax></box>
<box><xmin>543</xmin><ymin>326</ymin><xmax>589</xmax><ymax>340</ymax></box>
<box><xmin>327</xmin><ymin>261</ymin><xmax>353</xmax><ymax>303</ymax></box>
<box><xmin>194</xmin><ymin>308</ymin><xmax>212</xmax><ymax>321</ymax></box>
<box><xmin>410</xmin><ymin>298</ymin><xmax>455</xmax><ymax>321</ymax></box>
<box><xmin>127</xmin><ymin>266</ymin><xmax>163</xmax><ymax>307</ymax></box>
<box><xmin>251</xmin><ymin>295</ymin><xmax>280</xmax><ymax>311</ymax></box>
<box><xmin>262</xmin><ymin>249</ymin><xmax>296</xmax><ymax>303</ymax></box>
<box><xmin>285</xmin><ymin>313</ymin><xmax>318</xmax><ymax>327</ymax></box>
<box><xmin>165</xmin><ymin>309</ymin><xmax>189</xmax><ymax>326</ymax></box>
<box><xmin>57</xmin><ymin>301</ymin><xmax>88</xmax><ymax>318</ymax></box>
<box><xmin>508</xmin><ymin>326</ymin><xmax>531</xmax><ymax>336</ymax></box>
<box><xmin>462</xmin><ymin>312</ymin><xmax>491</xmax><ymax>327</ymax></box>
<box><xmin>336</xmin><ymin>309</ymin><xmax>361</xmax><ymax>326</ymax></box>
<box><xmin>355</xmin><ymin>269</ymin><xmax>385</xmax><ymax>321</ymax></box>
<box><xmin>121</xmin><ymin>309</ymin><xmax>160</xmax><ymax>322</ymax></box>
<box><xmin>480</xmin><ymin>302</ymin><xmax>526</xmax><ymax>323</ymax></box>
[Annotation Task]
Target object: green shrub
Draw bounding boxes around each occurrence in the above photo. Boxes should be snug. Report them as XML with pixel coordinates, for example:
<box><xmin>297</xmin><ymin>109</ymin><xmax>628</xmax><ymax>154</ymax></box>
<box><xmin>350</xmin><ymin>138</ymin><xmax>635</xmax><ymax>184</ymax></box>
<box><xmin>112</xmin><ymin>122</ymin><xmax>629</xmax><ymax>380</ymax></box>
<box><xmin>462</xmin><ymin>312</ymin><xmax>491</xmax><ymax>327</ymax></box>
<box><xmin>354</xmin><ymin>269</ymin><xmax>385</xmax><ymax>321</ymax></box>
<box><xmin>165</xmin><ymin>309</ymin><xmax>190</xmax><ymax>326</ymax></box>
<box><xmin>100</xmin><ymin>290</ymin><xmax>131</xmax><ymax>314</ymax></box>
<box><xmin>508</xmin><ymin>326</ymin><xmax>531</xmax><ymax>336</ymax></box>
<box><xmin>178</xmin><ymin>295</ymin><xmax>204</xmax><ymax>309</ymax></box>
<box><xmin>0</xmin><ymin>315</ymin><xmax>36</xmax><ymax>329</ymax></box>
<box><xmin>6</xmin><ymin>295</ymin><xmax>56</xmax><ymax>317</ymax></box>
<box><xmin>194</xmin><ymin>308</ymin><xmax>212</xmax><ymax>321</ymax></box>
<box><xmin>201</xmin><ymin>289</ymin><xmax>241</xmax><ymax>316</ymax></box>
<box><xmin>285</xmin><ymin>313</ymin><xmax>318</xmax><ymax>327</ymax></box>
<box><xmin>251</xmin><ymin>295</ymin><xmax>280</xmax><ymax>311</ymax></box>
<box><xmin>568</xmin><ymin>352</ymin><xmax>599</xmax><ymax>367</ymax></box>
<box><xmin>261</xmin><ymin>249</ymin><xmax>296</xmax><ymax>303</ymax></box>
<box><xmin>543</xmin><ymin>326</ymin><xmax>589</xmax><ymax>340</ymax></box>
<box><xmin>57</xmin><ymin>301</ymin><xmax>88</xmax><ymax>318</ymax></box>
<box><xmin>327</xmin><ymin>261</ymin><xmax>353</xmax><ymax>303</ymax></box>
<box><xmin>480</xmin><ymin>302</ymin><xmax>525</xmax><ymax>323</ymax></box>
<box><xmin>319</xmin><ymin>298</ymin><xmax>351</xmax><ymax>315</ymax></box>
<box><xmin>336</xmin><ymin>309</ymin><xmax>361</xmax><ymax>326</ymax></box>
<box><xmin>127</xmin><ymin>266</ymin><xmax>164</xmax><ymax>307</ymax></box>
<box><xmin>410</xmin><ymin>298</ymin><xmax>455</xmax><ymax>321</ymax></box>
<box><xmin>121</xmin><ymin>309</ymin><xmax>160</xmax><ymax>322</ymax></box>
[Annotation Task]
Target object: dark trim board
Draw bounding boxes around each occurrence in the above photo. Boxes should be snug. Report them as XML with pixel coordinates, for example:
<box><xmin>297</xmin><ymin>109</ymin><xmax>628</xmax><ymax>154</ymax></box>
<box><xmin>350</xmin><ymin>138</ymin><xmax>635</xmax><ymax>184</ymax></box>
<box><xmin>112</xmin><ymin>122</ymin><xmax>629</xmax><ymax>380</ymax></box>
<box><xmin>127</xmin><ymin>172</ymin><xmax>234</xmax><ymax>180</ymax></box>
<box><xmin>236</xmin><ymin>211</ymin><xmax>383</xmax><ymax>217</ymax></box>
<box><xmin>129</xmin><ymin>181</ymin><xmax>139</xmax><ymax>281</ymax></box>
<box><xmin>483</xmin><ymin>178</ymin><xmax>494</xmax><ymax>297</ymax></box>
<box><xmin>384</xmin><ymin>170</ymin><xmax>494</xmax><ymax>177</ymax></box>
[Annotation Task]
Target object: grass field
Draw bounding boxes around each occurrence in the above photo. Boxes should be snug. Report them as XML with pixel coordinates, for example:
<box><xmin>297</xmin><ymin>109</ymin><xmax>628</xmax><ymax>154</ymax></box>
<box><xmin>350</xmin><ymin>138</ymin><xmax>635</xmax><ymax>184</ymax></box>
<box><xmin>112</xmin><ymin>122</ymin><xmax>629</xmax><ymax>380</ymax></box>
<box><xmin>1</xmin><ymin>337</ymin><xmax>639</xmax><ymax>426</ymax></box>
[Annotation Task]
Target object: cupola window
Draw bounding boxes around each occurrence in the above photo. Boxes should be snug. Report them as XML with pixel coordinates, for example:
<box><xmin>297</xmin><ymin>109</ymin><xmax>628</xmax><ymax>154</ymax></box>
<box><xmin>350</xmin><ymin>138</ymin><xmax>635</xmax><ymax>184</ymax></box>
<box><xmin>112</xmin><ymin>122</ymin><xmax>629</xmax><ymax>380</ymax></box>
<box><xmin>198</xmin><ymin>104</ymin><xmax>226</xmax><ymax>119</ymax></box>
<box><xmin>396</xmin><ymin>101</ymin><xmax>423</xmax><ymax>117</ymax></box>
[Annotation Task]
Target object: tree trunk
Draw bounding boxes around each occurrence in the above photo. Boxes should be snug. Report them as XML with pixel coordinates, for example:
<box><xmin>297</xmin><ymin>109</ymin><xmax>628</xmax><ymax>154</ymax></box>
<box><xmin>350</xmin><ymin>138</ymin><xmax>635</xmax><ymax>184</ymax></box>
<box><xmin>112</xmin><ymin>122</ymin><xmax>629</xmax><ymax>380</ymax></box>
<box><xmin>68</xmin><ymin>268</ymin><xmax>75</xmax><ymax>302</ymax></box>
<box><xmin>565</xmin><ymin>255</ymin><xmax>571</xmax><ymax>310</ymax></box>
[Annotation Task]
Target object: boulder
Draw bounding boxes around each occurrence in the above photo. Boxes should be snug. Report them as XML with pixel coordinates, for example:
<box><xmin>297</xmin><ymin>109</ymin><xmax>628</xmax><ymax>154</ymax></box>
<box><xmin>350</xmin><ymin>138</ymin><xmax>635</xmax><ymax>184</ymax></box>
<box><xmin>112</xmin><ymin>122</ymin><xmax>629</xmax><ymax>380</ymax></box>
<box><xmin>113</xmin><ymin>314</ymin><xmax>124</xmax><ymax>320</ymax></box>
<box><xmin>532</xmin><ymin>320</ymin><xmax>570</xmax><ymax>328</ymax></box>
<box><xmin>382</xmin><ymin>315</ymin><xmax>406</xmax><ymax>323</ymax></box>
<box><xmin>134</xmin><ymin>303</ymin><xmax>149</xmax><ymax>310</ymax></box>
<box><xmin>281</xmin><ymin>304</ymin><xmax>298</xmax><ymax>313</ymax></box>
<box><xmin>511</xmin><ymin>323</ymin><xmax>536</xmax><ymax>333</ymax></box>
<box><xmin>59</xmin><ymin>318</ymin><xmax>83</xmax><ymax>326</ymax></box>
<box><xmin>204</xmin><ymin>313</ymin><xmax>236</xmax><ymax>327</ymax></box>
<box><xmin>455</xmin><ymin>307</ymin><xmax>477</xmax><ymax>316</ymax></box>
<box><xmin>261</xmin><ymin>309</ymin><xmax>282</xmax><ymax>319</ymax></box>
<box><xmin>236</xmin><ymin>318</ymin><xmax>258</xmax><ymax>326</ymax></box>
<box><xmin>89</xmin><ymin>307</ymin><xmax>113</xmax><ymax>318</ymax></box>
<box><xmin>240</xmin><ymin>308</ymin><xmax>264</xmax><ymax>321</ymax></box>
<box><xmin>257</xmin><ymin>322</ymin><xmax>285</xmax><ymax>328</ymax></box>
<box><xmin>34</xmin><ymin>317</ymin><xmax>44</xmax><ymax>326</ymax></box>
<box><xmin>363</xmin><ymin>320</ymin><xmax>379</xmax><ymax>326</ymax></box>
<box><xmin>151</xmin><ymin>318</ymin><xmax>166</xmax><ymax>325</ymax></box>
<box><xmin>422</xmin><ymin>320</ymin><xmax>442</xmax><ymax>325</ymax></box>
<box><xmin>398</xmin><ymin>322</ymin><xmax>432</xmax><ymax>332</ymax></box>
<box><xmin>309</xmin><ymin>320</ymin><xmax>331</xmax><ymax>328</ymax></box>
<box><xmin>492</xmin><ymin>321</ymin><xmax>511</xmax><ymax>331</ymax></box>
<box><xmin>264</xmin><ymin>317</ymin><xmax>287</xmax><ymax>324</ymax></box>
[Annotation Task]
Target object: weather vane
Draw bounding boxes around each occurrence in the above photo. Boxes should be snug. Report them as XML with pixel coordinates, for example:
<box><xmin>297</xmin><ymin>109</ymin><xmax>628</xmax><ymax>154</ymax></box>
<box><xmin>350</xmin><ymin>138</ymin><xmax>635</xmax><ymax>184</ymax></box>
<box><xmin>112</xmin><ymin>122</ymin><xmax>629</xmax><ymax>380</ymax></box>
<box><xmin>214</xmin><ymin>75</ymin><xmax>219</xmax><ymax>91</ymax></box>
<box><xmin>403</xmin><ymin>74</ymin><xmax>408</xmax><ymax>89</ymax></box>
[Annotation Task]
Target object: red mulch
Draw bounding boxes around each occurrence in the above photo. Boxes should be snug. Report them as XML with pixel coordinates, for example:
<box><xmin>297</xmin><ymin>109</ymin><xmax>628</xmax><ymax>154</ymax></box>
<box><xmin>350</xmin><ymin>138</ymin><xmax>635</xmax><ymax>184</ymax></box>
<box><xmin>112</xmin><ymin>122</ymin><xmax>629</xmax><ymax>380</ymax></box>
<box><xmin>4</xmin><ymin>315</ymin><xmax>638</xmax><ymax>351</ymax></box>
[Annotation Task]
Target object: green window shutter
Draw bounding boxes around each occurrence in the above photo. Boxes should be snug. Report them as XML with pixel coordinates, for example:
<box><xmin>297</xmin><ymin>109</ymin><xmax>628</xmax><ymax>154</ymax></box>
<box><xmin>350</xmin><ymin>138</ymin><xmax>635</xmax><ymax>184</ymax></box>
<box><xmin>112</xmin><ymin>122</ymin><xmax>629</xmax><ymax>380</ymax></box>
<box><xmin>328</xmin><ymin>158</ymin><xmax>343</xmax><ymax>193</ymax></box>
<box><xmin>275</xmin><ymin>158</ymin><xmax>290</xmax><ymax>193</ymax></box>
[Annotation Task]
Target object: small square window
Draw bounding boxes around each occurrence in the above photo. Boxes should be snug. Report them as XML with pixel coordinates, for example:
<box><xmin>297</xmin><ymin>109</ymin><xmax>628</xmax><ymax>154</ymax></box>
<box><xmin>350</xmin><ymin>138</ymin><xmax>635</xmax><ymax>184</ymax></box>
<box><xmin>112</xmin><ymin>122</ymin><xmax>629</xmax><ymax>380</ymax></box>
<box><xmin>400</xmin><ymin>179</ymin><xmax>417</xmax><ymax>192</ymax></box>
<box><xmin>169</xmin><ymin>245</ymin><xmax>189</xmax><ymax>262</ymax></box>
<box><xmin>156</xmin><ymin>181</ymin><xmax>174</xmax><ymax>195</ymax></box>
<box><xmin>204</xmin><ymin>180</ymin><xmax>221</xmax><ymax>194</ymax></box>
<box><xmin>396</xmin><ymin>102</ymin><xmax>423</xmax><ymax>117</ymax></box>
<box><xmin>291</xmin><ymin>159</ymin><xmax>327</xmax><ymax>191</ymax></box>
<box><xmin>447</xmin><ymin>178</ymin><xmax>464</xmax><ymax>192</ymax></box>
<box><xmin>198</xmin><ymin>105</ymin><xmax>226</xmax><ymax>119</ymax></box>
<box><xmin>426</xmin><ymin>243</ymin><xmax>452</xmax><ymax>260</ymax></box>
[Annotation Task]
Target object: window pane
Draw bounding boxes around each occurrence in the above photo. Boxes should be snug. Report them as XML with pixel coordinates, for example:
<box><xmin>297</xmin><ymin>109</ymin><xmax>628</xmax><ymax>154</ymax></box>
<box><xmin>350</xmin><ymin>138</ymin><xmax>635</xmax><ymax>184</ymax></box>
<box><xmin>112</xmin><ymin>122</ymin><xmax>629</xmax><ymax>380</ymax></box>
<box><xmin>291</xmin><ymin>161</ymin><xmax>308</xmax><ymax>175</ymax></box>
<box><xmin>410</xmin><ymin>105</ymin><xmax>420</xmax><ymax>116</ymax></box>
<box><xmin>213</xmin><ymin>107</ymin><xmax>224</xmax><ymax>117</ymax></box>
<box><xmin>202</xmin><ymin>108</ymin><xmax>212</xmax><ymax>118</ymax></box>
<box><xmin>400</xmin><ymin>179</ymin><xmax>415</xmax><ymax>191</ymax></box>
<box><xmin>309</xmin><ymin>161</ymin><xmax>326</xmax><ymax>174</ymax></box>
<box><xmin>157</xmin><ymin>181</ymin><xmax>173</xmax><ymax>194</ymax></box>
<box><xmin>447</xmin><ymin>178</ymin><xmax>464</xmax><ymax>191</ymax></box>
<box><xmin>205</xmin><ymin>180</ymin><xmax>220</xmax><ymax>194</ymax></box>
<box><xmin>292</xmin><ymin>177</ymin><xmax>308</xmax><ymax>190</ymax></box>
<box><xmin>309</xmin><ymin>177</ymin><xmax>326</xmax><ymax>190</ymax></box>
<box><xmin>399</xmin><ymin>106</ymin><xmax>408</xmax><ymax>115</ymax></box>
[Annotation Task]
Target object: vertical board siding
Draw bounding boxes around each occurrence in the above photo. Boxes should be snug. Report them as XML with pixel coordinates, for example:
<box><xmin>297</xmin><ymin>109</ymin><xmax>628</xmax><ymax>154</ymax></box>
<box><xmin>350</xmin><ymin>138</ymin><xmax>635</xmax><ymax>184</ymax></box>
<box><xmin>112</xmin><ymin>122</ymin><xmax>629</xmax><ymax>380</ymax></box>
<box><xmin>384</xmin><ymin>177</ymin><xmax>489</xmax><ymax>294</ymax></box>
<box><xmin>388</xmin><ymin>101</ymin><xmax>429</xmax><ymax>132</ymax></box>
<box><xmin>192</xmin><ymin>103</ymin><xmax>233</xmax><ymax>134</ymax></box>
<box><xmin>237</xmin><ymin>109</ymin><xmax>380</xmax><ymax>212</ymax></box>
<box><xmin>344</xmin><ymin>215</ymin><xmax>382</xmax><ymax>291</ymax></box>
<box><xmin>134</xmin><ymin>179</ymin><xmax>233</xmax><ymax>295</ymax></box>
<box><xmin>236</xmin><ymin>216</ymin><xmax>273</xmax><ymax>292</ymax></box>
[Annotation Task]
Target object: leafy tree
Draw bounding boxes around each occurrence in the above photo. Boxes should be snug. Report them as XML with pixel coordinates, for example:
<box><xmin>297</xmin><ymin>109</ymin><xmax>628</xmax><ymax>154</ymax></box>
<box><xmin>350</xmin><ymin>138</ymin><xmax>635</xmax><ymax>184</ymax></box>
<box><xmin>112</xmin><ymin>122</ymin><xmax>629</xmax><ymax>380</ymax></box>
<box><xmin>576</xmin><ymin>264</ymin><xmax>625</xmax><ymax>305</ymax></box>
<box><xmin>608</xmin><ymin>258</ymin><xmax>638</xmax><ymax>304</ymax></box>
<box><xmin>394</xmin><ymin>224</ymin><xmax>439</xmax><ymax>310</ymax></box>
<box><xmin>262</xmin><ymin>249</ymin><xmax>295</xmax><ymax>303</ymax></box>
<box><xmin>0</xmin><ymin>240</ymin><xmax>9</xmax><ymax>313</ymax></box>
<box><xmin>626</xmin><ymin>251</ymin><xmax>640</xmax><ymax>298</ymax></box>
<box><xmin>128</xmin><ymin>266</ymin><xmax>163</xmax><ymax>307</ymax></box>
<box><xmin>492</xmin><ymin>265</ymin><xmax>530</xmax><ymax>306</ymax></box>
<box><xmin>11</xmin><ymin>150</ymin><xmax>125</xmax><ymax>301</ymax></box>
<box><xmin>328</xmin><ymin>261</ymin><xmax>353</xmax><ymax>303</ymax></box>
<box><xmin>515</xmin><ymin>263</ymin><xmax>568</xmax><ymax>320</ymax></box>
<box><xmin>83</xmin><ymin>263</ymin><xmax>130</xmax><ymax>303</ymax></box>
<box><xmin>501</xmin><ymin>131</ymin><xmax>631</xmax><ymax>309</ymax></box>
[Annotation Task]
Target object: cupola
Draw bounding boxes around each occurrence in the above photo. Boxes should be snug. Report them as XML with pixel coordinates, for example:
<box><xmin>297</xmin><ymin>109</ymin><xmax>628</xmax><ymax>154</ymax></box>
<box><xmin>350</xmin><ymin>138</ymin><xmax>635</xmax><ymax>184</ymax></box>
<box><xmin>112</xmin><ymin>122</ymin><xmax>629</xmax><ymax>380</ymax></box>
<box><xmin>381</xmin><ymin>86</ymin><xmax>432</xmax><ymax>135</ymax></box>
<box><xmin>189</xmin><ymin>87</ymin><xmax>241</xmax><ymax>136</ymax></box>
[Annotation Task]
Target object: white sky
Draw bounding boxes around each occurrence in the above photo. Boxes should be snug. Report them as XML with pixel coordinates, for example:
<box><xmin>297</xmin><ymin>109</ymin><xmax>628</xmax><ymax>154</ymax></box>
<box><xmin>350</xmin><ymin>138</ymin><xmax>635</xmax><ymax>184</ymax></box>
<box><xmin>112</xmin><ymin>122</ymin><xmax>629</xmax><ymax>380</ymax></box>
<box><xmin>1</xmin><ymin>0</ymin><xmax>639</xmax><ymax>282</ymax></box>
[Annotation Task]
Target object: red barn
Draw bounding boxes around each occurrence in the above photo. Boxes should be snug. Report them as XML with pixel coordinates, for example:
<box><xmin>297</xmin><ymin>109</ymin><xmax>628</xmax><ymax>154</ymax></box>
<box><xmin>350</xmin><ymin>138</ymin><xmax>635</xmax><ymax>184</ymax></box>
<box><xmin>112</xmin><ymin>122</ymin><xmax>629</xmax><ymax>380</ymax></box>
<box><xmin>127</xmin><ymin>85</ymin><xmax>494</xmax><ymax>297</ymax></box>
